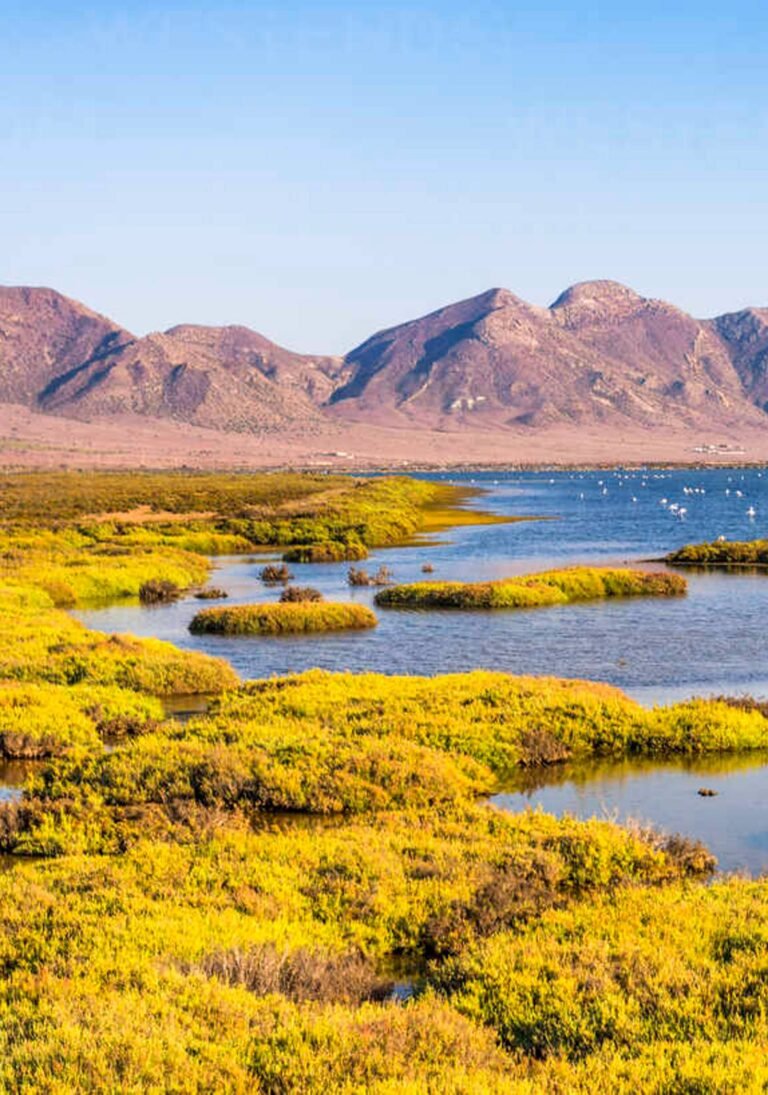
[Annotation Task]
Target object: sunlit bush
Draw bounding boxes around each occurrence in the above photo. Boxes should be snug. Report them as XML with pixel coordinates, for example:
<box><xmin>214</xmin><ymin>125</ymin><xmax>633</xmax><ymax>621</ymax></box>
<box><xmin>189</xmin><ymin>603</ymin><xmax>377</xmax><ymax>635</ymax></box>
<box><xmin>375</xmin><ymin>567</ymin><xmax>687</xmax><ymax>609</ymax></box>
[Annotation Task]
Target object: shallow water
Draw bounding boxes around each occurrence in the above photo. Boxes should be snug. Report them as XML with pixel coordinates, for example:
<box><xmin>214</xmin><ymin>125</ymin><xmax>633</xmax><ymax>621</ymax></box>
<box><xmin>494</xmin><ymin>752</ymin><xmax>768</xmax><ymax>875</ymax></box>
<box><xmin>75</xmin><ymin>467</ymin><xmax>768</xmax><ymax>703</ymax></box>
<box><xmin>73</xmin><ymin>467</ymin><xmax>768</xmax><ymax>872</ymax></box>
<box><xmin>0</xmin><ymin>760</ymin><xmax>37</xmax><ymax>802</ymax></box>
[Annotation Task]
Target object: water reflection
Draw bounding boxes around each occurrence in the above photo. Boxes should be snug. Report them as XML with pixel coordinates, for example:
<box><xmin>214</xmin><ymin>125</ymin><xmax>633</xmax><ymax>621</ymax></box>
<box><xmin>67</xmin><ymin>468</ymin><xmax>768</xmax><ymax>873</ymax></box>
<box><xmin>0</xmin><ymin>760</ymin><xmax>38</xmax><ymax>802</ymax></box>
<box><xmin>493</xmin><ymin>751</ymin><xmax>768</xmax><ymax>875</ymax></box>
<box><xmin>73</xmin><ymin>468</ymin><xmax>768</xmax><ymax>704</ymax></box>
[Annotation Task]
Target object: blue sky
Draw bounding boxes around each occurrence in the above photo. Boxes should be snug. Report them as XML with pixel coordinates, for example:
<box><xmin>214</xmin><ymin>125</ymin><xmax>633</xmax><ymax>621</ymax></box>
<box><xmin>1</xmin><ymin>1</ymin><xmax>766</xmax><ymax>351</ymax></box>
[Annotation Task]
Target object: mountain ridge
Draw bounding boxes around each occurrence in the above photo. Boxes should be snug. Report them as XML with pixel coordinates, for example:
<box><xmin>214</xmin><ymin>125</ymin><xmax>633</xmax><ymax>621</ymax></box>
<box><xmin>2</xmin><ymin>281</ymin><xmax>768</xmax><ymax>438</ymax></box>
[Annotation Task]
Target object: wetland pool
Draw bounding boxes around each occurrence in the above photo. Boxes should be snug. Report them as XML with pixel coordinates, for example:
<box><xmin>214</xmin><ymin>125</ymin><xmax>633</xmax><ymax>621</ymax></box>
<box><xmin>75</xmin><ymin>467</ymin><xmax>768</xmax><ymax>872</ymax></box>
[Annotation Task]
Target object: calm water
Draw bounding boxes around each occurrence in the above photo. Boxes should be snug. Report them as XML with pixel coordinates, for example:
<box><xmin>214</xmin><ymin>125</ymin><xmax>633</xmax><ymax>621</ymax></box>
<box><xmin>0</xmin><ymin>760</ymin><xmax>39</xmax><ymax>802</ymax></box>
<box><xmin>74</xmin><ymin>467</ymin><xmax>768</xmax><ymax>872</ymax></box>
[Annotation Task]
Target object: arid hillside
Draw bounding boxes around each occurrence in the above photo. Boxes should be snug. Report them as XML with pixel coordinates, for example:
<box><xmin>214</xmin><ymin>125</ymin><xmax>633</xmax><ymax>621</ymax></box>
<box><xmin>2</xmin><ymin>280</ymin><xmax>768</xmax><ymax>465</ymax></box>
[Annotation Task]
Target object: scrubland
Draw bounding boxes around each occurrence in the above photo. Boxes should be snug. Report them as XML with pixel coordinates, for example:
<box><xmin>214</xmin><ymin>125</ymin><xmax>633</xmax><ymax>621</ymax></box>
<box><xmin>0</xmin><ymin>470</ymin><xmax>766</xmax><ymax>1092</ymax></box>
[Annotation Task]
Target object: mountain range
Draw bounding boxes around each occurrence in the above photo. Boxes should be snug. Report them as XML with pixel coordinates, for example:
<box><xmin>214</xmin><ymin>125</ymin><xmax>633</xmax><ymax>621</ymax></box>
<box><xmin>2</xmin><ymin>281</ymin><xmax>768</xmax><ymax>443</ymax></box>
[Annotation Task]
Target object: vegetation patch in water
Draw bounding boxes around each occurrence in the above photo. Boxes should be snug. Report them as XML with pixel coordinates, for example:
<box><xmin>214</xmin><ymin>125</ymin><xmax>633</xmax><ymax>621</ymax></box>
<box><xmin>189</xmin><ymin>602</ymin><xmax>378</xmax><ymax>636</ymax></box>
<box><xmin>375</xmin><ymin>567</ymin><xmax>687</xmax><ymax>609</ymax></box>
<box><xmin>667</xmin><ymin>538</ymin><xmax>768</xmax><ymax>566</ymax></box>
<box><xmin>279</xmin><ymin>585</ymin><xmax>324</xmax><ymax>603</ymax></box>
<box><xmin>282</xmin><ymin>541</ymin><xmax>368</xmax><ymax>563</ymax></box>
<box><xmin>259</xmin><ymin>563</ymin><xmax>293</xmax><ymax>583</ymax></box>
<box><xmin>220</xmin><ymin>670</ymin><xmax>768</xmax><ymax>775</ymax></box>
<box><xmin>193</xmin><ymin>587</ymin><xmax>228</xmax><ymax>600</ymax></box>
<box><xmin>0</xmin><ymin>582</ymin><xmax>237</xmax><ymax>695</ymax></box>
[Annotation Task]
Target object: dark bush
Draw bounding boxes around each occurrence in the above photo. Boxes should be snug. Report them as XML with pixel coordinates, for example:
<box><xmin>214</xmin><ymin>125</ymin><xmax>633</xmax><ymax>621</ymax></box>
<box><xmin>198</xmin><ymin>943</ymin><xmax>393</xmax><ymax>1004</ymax></box>
<box><xmin>348</xmin><ymin>565</ymin><xmax>393</xmax><ymax>587</ymax></box>
<box><xmin>139</xmin><ymin>579</ymin><xmax>181</xmax><ymax>604</ymax></box>
<box><xmin>658</xmin><ymin>833</ymin><xmax>717</xmax><ymax>876</ymax></box>
<box><xmin>279</xmin><ymin>586</ymin><xmax>324</xmax><ymax>603</ymax></box>
<box><xmin>283</xmin><ymin>542</ymin><xmax>368</xmax><ymax>564</ymax></box>
<box><xmin>95</xmin><ymin>715</ymin><xmax>163</xmax><ymax>741</ymax></box>
<box><xmin>348</xmin><ymin>566</ymin><xmax>371</xmax><ymax>587</ymax></box>
<box><xmin>259</xmin><ymin>564</ymin><xmax>293</xmax><ymax>584</ymax></box>
<box><xmin>421</xmin><ymin>851</ymin><xmax>564</xmax><ymax>958</ymax></box>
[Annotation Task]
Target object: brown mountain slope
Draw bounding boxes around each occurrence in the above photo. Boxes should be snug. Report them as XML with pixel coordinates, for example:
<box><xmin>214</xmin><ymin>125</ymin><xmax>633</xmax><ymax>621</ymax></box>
<box><xmin>2</xmin><ymin>281</ymin><xmax>768</xmax><ymax>439</ymax></box>
<box><xmin>0</xmin><ymin>287</ymin><xmax>130</xmax><ymax>405</ymax></box>
<box><xmin>40</xmin><ymin>323</ymin><xmax>343</xmax><ymax>433</ymax></box>
<box><xmin>328</xmin><ymin>281</ymin><xmax>766</xmax><ymax>431</ymax></box>
<box><xmin>712</xmin><ymin>308</ymin><xmax>768</xmax><ymax>412</ymax></box>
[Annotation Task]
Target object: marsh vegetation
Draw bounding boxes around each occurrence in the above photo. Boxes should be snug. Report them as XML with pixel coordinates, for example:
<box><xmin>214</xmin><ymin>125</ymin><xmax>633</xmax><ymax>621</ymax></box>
<box><xmin>375</xmin><ymin>566</ymin><xmax>687</xmax><ymax>609</ymax></box>
<box><xmin>0</xmin><ymin>469</ymin><xmax>766</xmax><ymax>1091</ymax></box>
<box><xmin>667</xmin><ymin>538</ymin><xmax>768</xmax><ymax>567</ymax></box>
<box><xmin>189</xmin><ymin>602</ymin><xmax>378</xmax><ymax>635</ymax></box>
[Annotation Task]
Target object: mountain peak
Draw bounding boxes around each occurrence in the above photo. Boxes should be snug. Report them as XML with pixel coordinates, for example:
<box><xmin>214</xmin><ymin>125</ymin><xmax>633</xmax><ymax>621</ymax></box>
<box><xmin>550</xmin><ymin>280</ymin><xmax>645</xmax><ymax>312</ymax></box>
<box><xmin>2</xmin><ymin>281</ymin><xmax>768</xmax><ymax>439</ymax></box>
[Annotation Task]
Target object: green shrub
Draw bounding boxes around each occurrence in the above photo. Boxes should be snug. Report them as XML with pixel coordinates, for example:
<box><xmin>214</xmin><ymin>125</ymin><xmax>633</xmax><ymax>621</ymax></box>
<box><xmin>0</xmin><ymin>682</ymin><xmax>99</xmax><ymax>758</ymax></box>
<box><xmin>0</xmin><ymin>682</ymin><xmax>165</xmax><ymax>758</ymax></box>
<box><xmin>0</xmin><ymin>582</ymin><xmax>238</xmax><ymax>695</ymax></box>
<box><xmin>431</xmin><ymin>880</ymin><xmax>768</xmax><ymax>1065</ymax></box>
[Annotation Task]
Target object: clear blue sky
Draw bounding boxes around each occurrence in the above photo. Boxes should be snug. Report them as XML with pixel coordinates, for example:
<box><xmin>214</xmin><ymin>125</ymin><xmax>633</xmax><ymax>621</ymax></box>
<box><xmin>1</xmin><ymin>1</ymin><xmax>766</xmax><ymax>351</ymax></box>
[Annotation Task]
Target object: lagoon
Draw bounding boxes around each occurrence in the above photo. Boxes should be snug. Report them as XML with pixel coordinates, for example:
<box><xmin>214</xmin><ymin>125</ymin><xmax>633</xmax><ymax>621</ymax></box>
<box><xmin>75</xmin><ymin>467</ymin><xmax>768</xmax><ymax>872</ymax></box>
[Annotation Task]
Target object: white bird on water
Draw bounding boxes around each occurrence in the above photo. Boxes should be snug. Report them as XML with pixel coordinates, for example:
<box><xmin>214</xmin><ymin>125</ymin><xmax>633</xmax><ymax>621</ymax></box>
<box><xmin>747</xmin><ymin>506</ymin><xmax>757</xmax><ymax>519</ymax></box>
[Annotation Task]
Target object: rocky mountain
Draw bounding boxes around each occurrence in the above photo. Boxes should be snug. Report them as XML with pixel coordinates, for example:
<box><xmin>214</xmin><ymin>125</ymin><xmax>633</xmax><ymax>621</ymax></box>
<box><xmin>0</xmin><ymin>288</ymin><xmax>341</xmax><ymax>434</ymax></box>
<box><xmin>2</xmin><ymin>281</ymin><xmax>768</xmax><ymax>437</ymax></box>
<box><xmin>328</xmin><ymin>281</ymin><xmax>766</xmax><ymax>432</ymax></box>
<box><xmin>713</xmin><ymin>307</ymin><xmax>768</xmax><ymax>412</ymax></box>
<box><xmin>39</xmin><ymin>321</ymin><xmax>343</xmax><ymax>433</ymax></box>
<box><xmin>0</xmin><ymin>287</ymin><xmax>129</xmax><ymax>405</ymax></box>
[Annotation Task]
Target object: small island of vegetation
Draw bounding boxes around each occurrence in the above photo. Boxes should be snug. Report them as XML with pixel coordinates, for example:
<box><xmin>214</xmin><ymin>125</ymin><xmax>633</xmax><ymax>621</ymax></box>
<box><xmin>375</xmin><ymin>566</ymin><xmax>686</xmax><ymax>609</ymax></box>
<box><xmin>189</xmin><ymin>602</ymin><xmax>378</xmax><ymax>635</ymax></box>
<box><xmin>667</xmin><ymin>538</ymin><xmax>768</xmax><ymax>567</ymax></box>
<box><xmin>0</xmin><ymin>469</ymin><xmax>766</xmax><ymax>1090</ymax></box>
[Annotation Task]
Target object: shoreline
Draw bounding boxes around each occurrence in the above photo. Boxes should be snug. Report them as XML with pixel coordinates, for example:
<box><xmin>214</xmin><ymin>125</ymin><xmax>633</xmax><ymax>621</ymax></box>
<box><xmin>3</xmin><ymin>458</ymin><xmax>768</xmax><ymax>474</ymax></box>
